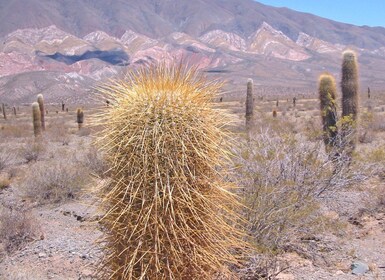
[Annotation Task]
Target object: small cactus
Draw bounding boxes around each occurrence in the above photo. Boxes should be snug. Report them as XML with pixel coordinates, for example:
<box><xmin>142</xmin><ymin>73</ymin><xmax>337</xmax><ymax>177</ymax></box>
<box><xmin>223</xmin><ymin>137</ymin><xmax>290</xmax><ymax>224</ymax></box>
<box><xmin>245</xmin><ymin>78</ymin><xmax>254</xmax><ymax>129</ymax></box>
<box><xmin>2</xmin><ymin>103</ymin><xmax>6</xmax><ymax>120</ymax></box>
<box><xmin>76</xmin><ymin>108</ymin><xmax>84</xmax><ymax>130</ymax></box>
<box><xmin>37</xmin><ymin>94</ymin><xmax>45</xmax><ymax>131</ymax></box>
<box><xmin>32</xmin><ymin>102</ymin><xmax>42</xmax><ymax>137</ymax></box>
<box><xmin>318</xmin><ymin>73</ymin><xmax>338</xmax><ymax>150</ymax></box>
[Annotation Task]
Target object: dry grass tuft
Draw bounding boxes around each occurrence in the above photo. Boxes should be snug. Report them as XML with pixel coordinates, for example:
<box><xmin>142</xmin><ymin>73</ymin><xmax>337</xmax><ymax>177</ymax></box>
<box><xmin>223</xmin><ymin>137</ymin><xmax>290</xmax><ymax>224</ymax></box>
<box><xmin>93</xmin><ymin>63</ymin><xmax>246</xmax><ymax>279</ymax></box>
<box><xmin>20</xmin><ymin>157</ymin><xmax>88</xmax><ymax>204</ymax></box>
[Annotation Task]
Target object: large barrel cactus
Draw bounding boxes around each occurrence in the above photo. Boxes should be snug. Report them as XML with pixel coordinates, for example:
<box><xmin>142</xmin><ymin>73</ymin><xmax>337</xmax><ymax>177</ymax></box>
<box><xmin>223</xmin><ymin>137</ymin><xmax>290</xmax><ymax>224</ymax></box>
<box><xmin>95</xmin><ymin>64</ymin><xmax>244</xmax><ymax>279</ymax></box>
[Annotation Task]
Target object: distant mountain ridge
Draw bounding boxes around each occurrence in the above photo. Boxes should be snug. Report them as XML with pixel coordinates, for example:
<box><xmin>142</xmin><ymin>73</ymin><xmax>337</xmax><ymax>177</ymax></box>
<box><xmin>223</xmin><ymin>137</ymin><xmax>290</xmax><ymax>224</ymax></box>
<box><xmin>1</xmin><ymin>0</ymin><xmax>385</xmax><ymax>104</ymax></box>
<box><xmin>1</xmin><ymin>0</ymin><xmax>385</xmax><ymax>49</ymax></box>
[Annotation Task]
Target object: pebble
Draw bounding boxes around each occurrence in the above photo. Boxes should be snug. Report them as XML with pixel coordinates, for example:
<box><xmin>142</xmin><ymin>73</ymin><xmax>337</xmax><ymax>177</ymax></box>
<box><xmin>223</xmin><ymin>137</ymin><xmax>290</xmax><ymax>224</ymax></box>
<box><xmin>351</xmin><ymin>261</ymin><xmax>369</xmax><ymax>275</ymax></box>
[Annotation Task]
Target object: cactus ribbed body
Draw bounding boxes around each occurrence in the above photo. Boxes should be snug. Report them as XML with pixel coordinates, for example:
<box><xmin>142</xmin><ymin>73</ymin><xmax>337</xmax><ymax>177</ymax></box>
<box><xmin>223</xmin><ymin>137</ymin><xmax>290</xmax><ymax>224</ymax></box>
<box><xmin>76</xmin><ymin>108</ymin><xmax>84</xmax><ymax>129</ymax></box>
<box><xmin>32</xmin><ymin>102</ymin><xmax>41</xmax><ymax>137</ymax></box>
<box><xmin>341</xmin><ymin>50</ymin><xmax>359</xmax><ymax>121</ymax></box>
<box><xmin>37</xmin><ymin>94</ymin><xmax>45</xmax><ymax>131</ymax></box>
<box><xmin>2</xmin><ymin>103</ymin><xmax>6</xmax><ymax>120</ymax></box>
<box><xmin>95</xmin><ymin>64</ymin><xmax>244</xmax><ymax>280</ymax></box>
<box><xmin>341</xmin><ymin>50</ymin><xmax>359</xmax><ymax>154</ymax></box>
<box><xmin>245</xmin><ymin>78</ymin><xmax>254</xmax><ymax>129</ymax></box>
<box><xmin>318</xmin><ymin>73</ymin><xmax>338</xmax><ymax>150</ymax></box>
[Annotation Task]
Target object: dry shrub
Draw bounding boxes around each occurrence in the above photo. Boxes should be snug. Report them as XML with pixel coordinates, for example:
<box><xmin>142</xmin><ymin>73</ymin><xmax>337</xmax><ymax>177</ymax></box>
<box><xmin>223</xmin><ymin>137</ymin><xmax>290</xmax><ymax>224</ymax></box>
<box><xmin>46</xmin><ymin>119</ymin><xmax>71</xmax><ymax>144</ymax></box>
<box><xmin>0</xmin><ymin>206</ymin><xmax>41</xmax><ymax>257</ymax></box>
<box><xmin>235</xmin><ymin>130</ymin><xmax>325</xmax><ymax>252</ymax></box>
<box><xmin>20</xmin><ymin>157</ymin><xmax>89</xmax><ymax>204</ymax></box>
<box><xmin>234</xmin><ymin>127</ymin><xmax>369</xmax><ymax>254</ymax></box>
<box><xmin>371</xmin><ymin>113</ymin><xmax>385</xmax><ymax>132</ymax></box>
<box><xmin>358</xmin><ymin>111</ymin><xmax>375</xmax><ymax>143</ymax></box>
<box><xmin>0</xmin><ymin>123</ymin><xmax>31</xmax><ymax>139</ymax></box>
<box><xmin>358</xmin><ymin>145</ymin><xmax>385</xmax><ymax>179</ymax></box>
<box><xmin>238</xmin><ymin>254</ymin><xmax>288</xmax><ymax>280</ymax></box>
<box><xmin>19</xmin><ymin>142</ymin><xmax>46</xmax><ymax>163</ymax></box>
<box><xmin>81</xmin><ymin>146</ymin><xmax>109</xmax><ymax>177</ymax></box>
<box><xmin>0</xmin><ymin>149</ymin><xmax>15</xmax><ymax>171</ymax></box>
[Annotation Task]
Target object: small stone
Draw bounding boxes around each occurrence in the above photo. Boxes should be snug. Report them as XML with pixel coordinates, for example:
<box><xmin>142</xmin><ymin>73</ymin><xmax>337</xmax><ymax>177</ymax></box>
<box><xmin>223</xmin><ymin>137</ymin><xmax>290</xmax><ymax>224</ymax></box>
<box><xmin>351</xmin><ymin>261</ymin><xmax>369</xmax><ymax>275</ymax></box>
<box><xmin>38</xmin><ymin>252</ymin><xmax>47</xmax><ymax>258</ymax></box>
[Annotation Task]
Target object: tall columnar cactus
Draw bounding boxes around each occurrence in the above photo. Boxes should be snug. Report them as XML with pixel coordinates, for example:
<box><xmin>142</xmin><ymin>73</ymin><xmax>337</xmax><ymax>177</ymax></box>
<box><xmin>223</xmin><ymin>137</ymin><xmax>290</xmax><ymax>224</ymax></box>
<box><xmin>13</xmin><ymin>106</ymin><xmax>16</xmax><ymax>116</ymax></box>
<box><xmin>245</xmin><ymin>78</ymin><xmax>254</xmax><ymax>129</ymax></box>
<box><xmin>318</xmin><ymin>73</ymin><xmax>338</xmax><ymax>150</ymax></box>
<box><xmin>95</xmin><ymin>64</ymin><xmax>244</xmax><ymax>279</ymax></box>
<box><xmin>341</xmin><ymin>50</ymin><xmax>359</xmax><ymax>120</ymax></box>
<box><xmin>341</xmin><ymin>50</ymin><xmax>359</xmax><ymax>154</ymax></box>
<box><xmin>2</xmin><ymin>103</ymin><xmax>6</xmax><ymax>120</ymax></box>
<box><xmin>76</xmin><ymin>108</ymin><xmax>84</xmax><ymax>130</ymax></box>
<box><xmin>32</xmin><ymin>102</ymin><xmax>42</xmax><ymax>137</ymax></box>
<box><xmin>61</xmin><ymin>101</ymin><xmax>65</xmax><ymax>112</ymax></box>
<box><xmin>37</xmin><ymin>94</ymin><xmax>45</xmax><ymax>131</ymax></box>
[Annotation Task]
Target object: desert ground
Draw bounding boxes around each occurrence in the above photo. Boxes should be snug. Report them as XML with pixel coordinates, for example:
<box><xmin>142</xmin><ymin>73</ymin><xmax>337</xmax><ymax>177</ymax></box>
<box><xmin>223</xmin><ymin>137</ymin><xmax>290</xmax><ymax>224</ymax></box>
<box><xmin>0</xmin><ymin>89</ymin><xmax>384</xmax><ymax>279</ymax></box>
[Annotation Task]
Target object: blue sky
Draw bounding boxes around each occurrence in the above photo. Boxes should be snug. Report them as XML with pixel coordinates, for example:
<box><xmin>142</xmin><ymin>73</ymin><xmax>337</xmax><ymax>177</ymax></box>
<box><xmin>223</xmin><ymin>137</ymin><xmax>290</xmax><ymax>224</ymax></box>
<box><xmin>257</xmin><ymin>0</ymin><xmax>385</xmax><ymax>27</ymax></box>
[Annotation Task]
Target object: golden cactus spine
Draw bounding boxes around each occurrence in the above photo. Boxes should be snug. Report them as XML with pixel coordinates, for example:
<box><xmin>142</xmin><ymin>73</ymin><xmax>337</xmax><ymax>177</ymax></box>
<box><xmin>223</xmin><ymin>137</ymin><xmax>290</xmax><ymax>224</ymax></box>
<box><xmin>245</xmin><ymin>78</ymin><xmax>254</xmax><ymax>129</ymax></box>
<box><xmin>37</xmin><ymin>94</ymin><xmax>45</xmax><ymax>131</ymax></box>
<box><xmin>32</xmin><ymin>102</ymin><xmax>41</xmax><ymax>137</ymax></box>
<box><xmin>95</xmin><ymin>63</ymin><xmax>244</xmax><ymax>280</ymax></box>
<box><xmin>76</xmin><ymin>108</ymin><xmax>84</xmax><ymax>129</ymax></box>
<box><xmin>318</xmin><ymin>73</ymin><xmax>338</xmax><ymax>150</ymax></box>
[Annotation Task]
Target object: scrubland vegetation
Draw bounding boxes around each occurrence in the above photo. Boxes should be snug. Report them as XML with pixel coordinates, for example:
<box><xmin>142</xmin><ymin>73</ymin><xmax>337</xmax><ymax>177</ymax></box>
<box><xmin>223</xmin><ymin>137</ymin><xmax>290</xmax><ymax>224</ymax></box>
<box><xmin>0</xmin><ymin>55</ymin><xmax>384</xmax><ymax>279</ymax></box>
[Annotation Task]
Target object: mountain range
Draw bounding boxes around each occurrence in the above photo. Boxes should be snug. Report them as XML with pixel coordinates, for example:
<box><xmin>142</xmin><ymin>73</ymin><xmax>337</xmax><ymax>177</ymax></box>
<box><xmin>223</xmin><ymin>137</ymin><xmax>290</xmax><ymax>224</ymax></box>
<box><xmin>1</xmin><ymin>0</ymin><xmax>385</xmax><ymax>103</ymax></box>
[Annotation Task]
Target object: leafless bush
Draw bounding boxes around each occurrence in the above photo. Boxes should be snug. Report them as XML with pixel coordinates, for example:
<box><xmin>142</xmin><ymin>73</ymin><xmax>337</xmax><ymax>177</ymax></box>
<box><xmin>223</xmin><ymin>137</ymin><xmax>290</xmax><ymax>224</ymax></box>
<box><xmin>19</xmin><ymin>142</ymin><xmax>46</xmax><ymax>163</ymax></box>
<box><xmin>238</xmin><ymin>255</ymin><xmax>289</xmax><ymax>280</ymax></box>
<box><xmin>20</xmin><ymin>157</ymin><xmax>89</xmax><ymax>204</ymax></box>
<box><xmin>371</xmin><ymin>114</ymin><xmax>385</xmax><ymax>132</ymax></box>
<box><xmin>0</xmin><ymin>207</ymin><xmax>41</xmax><ymax>257</ymax></box>
<box><xmin>46</xmin><ymin>119</ymin><xmax>71</xmax><ymax>145</ymax></box>
<box><xmin>82</xmin><ymin>146</ymin><xmax>109</xmax><ymax>177</ymax></box>
<box><xmin>234</xmin><ymin>127</ymin><xmax>369</xmax><ymax>252</ymax></box>
<box><xmin>0</xmin><ymin>149</ymin><xmax>15</xmax><ymax>171</ymax></box>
